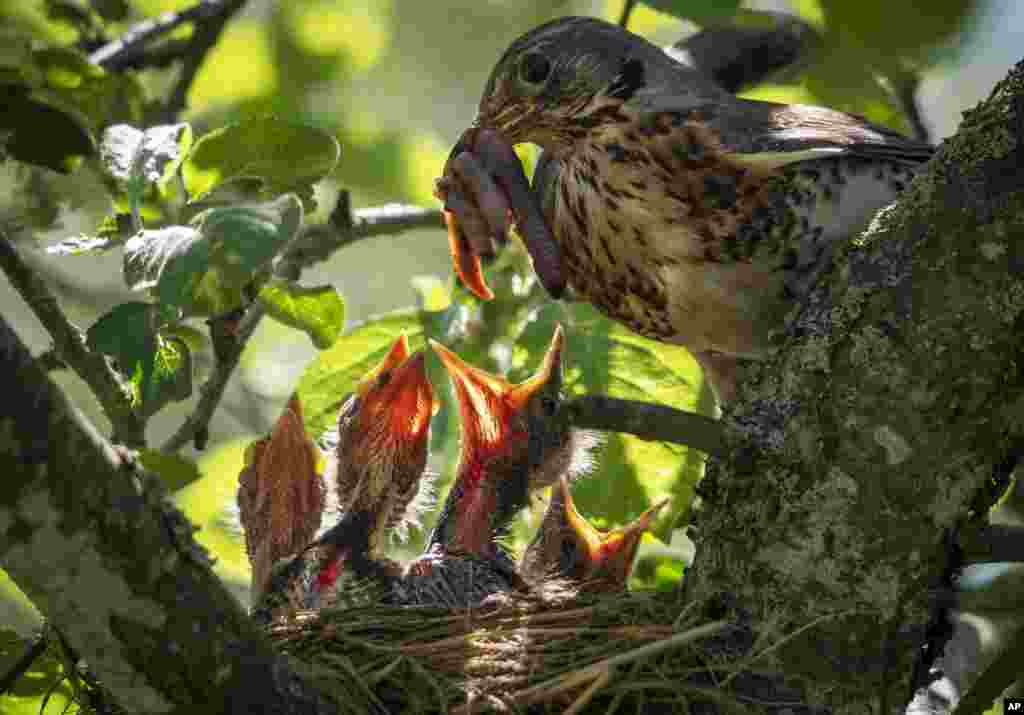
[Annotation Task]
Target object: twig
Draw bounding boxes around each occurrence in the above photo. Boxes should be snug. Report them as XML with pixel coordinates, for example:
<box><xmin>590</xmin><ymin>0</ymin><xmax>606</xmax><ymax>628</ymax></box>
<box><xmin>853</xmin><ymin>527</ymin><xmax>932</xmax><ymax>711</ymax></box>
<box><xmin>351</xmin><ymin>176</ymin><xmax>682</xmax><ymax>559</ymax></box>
<box><xmin>162</xmin><ymin>0</ymin><xmax>248</xmax><ymax>121</ymax></box>
<box><xmin>718</xmin><ymin>609</ymin><xmax>867</xmax><ymax>689</ymax></box>
<box><xmin>505</xmin><ymin>620</ymin><xmax>730</xmax><ymax>711</ymax></box>
<box><xmin>894</xmin><ymin>75</ymin><xmax>932</xmax><ymax>145</ymax></box>
<box><xmin>618</xmin><ymin>0</ymin><xmax>639</xmax><ymax>28</ymax></box>
<box><xmin>958</xmin><ymin>523</ymin><xmax>1024</xmax><ymax>563</ymax></box>
<box><xmin>565</xmin><ymin>395</ymin><xmax>726</xmax><ymax>457</ymax></box>
<box><xmin>286</xmin><ymin>200</ymin><xmax>444</xmax><ymax>270</ymax></box>
<box><xmin>565</xmin><ymin>667</ymin><xmax>611</xmax><ymax>715</ymax></box>
<box><xmin>161</xmin><ymin>201</ymin><xmax>444</xmax><ymax>452</ymax></box>
<box><xmin>90</xmin><ymin>0</ymin><xmax>235</xmax><ymax>70</ymax></box>
<box><xmin>0</xmin><ymin>232</ymin><xmax>143</xmax><ymax>445</ymax></box>
<box><xmin>0</xmin><ymin>629</ymin><xmax>48</xmax><ymax>695</ymax></box>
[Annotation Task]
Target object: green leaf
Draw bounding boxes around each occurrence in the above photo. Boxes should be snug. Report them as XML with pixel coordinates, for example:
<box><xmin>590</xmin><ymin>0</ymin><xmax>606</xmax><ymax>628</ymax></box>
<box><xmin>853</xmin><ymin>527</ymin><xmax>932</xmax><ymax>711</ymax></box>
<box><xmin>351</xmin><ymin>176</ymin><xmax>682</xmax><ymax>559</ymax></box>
<box><xmin>123</xmin><ymin>196</ymin><xmax>301</xmax><ymax>316</ymax></box>
<box><xmin>143</xmin><ymin>334</ymin><xmax>193</xmax><ymax>414</ymax></box>
<box><xmin>295</xmin><ymin>310</ymin><xmax>425</xmax><ymax>438</ymax></box>
<box><xmin>86</xmin><ymin>302</ymin><xmax>188</xmax><ymax>411</ymax></box>
<box><xmin>31</xmin><ymin>46</ymin><xmax>144</xmax><ymax>130</ymax></box>
<box><xmin>137</xmin><ymin>449</ymin><xmax>202</xmax><ymax>492</ymax></box>
<box><xmin>182</xmin><ymin>117</ymin><xmax>340</xmax><ymax>209</ymax></box>
<box><xmin>123</xmin><ymin>224</ymin><xmax>204</xmax><ymax>293</ymax></box>
<box><xmin>639</xmin><ymin>0</ymin><xmax>741</xmax><ymax>25</ymax></box>
<box><xmin>99</xmin><ymin>123</ymin><xmax>193</xmax><ymax>189</ymax></box>
<box><xmin>99</xmin><ymin>123</ymin><xmax>191</xmax><ymax>223</ymax></box>
<box><xmin>410</xmin><ymin>275</ymin><xmax>451</xmax><ymax>312</ymax></box>
<box><xmin>86</xmin><ymin>301</ymin><xmax>161</xmax><ymax>364</ymax></box>
<box><xmin>0</xmin><ymin>83</ymin><xmax>93</xmax><ymax>172</ymax></box>
<box><xmin>0</xmin><ymin>628</ymin><xmax>74</xmax><ymax>708</ymax></box>
<box><xmin>259</xmin><ymin>279</ymin><xmax>346</xmax><ymax>350</ymax></box>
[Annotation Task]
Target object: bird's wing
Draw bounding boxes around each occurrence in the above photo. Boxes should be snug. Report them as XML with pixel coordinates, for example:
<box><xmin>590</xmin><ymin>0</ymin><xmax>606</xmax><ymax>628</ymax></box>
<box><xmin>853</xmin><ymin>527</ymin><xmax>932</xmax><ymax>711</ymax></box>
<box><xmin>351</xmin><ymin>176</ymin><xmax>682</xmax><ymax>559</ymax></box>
<box><xmin>701</xmin><ymin>98</ymin><xmax>934</xmax><ymax>168</ymax></box>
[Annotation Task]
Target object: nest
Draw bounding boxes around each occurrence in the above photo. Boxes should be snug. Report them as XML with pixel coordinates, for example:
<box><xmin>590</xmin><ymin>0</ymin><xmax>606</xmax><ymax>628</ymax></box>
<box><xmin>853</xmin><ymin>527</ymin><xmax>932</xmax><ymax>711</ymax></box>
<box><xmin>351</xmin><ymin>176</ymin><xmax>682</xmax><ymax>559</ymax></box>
<box><xmin>266</xmin><ymin>583</ymin><xmax>797</xmax><ymax>715</ymax></box>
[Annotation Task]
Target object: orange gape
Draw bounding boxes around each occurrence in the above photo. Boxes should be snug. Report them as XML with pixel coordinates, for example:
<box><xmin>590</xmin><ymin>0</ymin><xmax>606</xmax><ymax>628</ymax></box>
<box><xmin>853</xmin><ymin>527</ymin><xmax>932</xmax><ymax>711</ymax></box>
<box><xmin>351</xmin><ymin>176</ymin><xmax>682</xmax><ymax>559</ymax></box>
<box><xmin>245</xmin><ymin>335</ymin><xmax>437</xmax><ymax>624</ymax></box>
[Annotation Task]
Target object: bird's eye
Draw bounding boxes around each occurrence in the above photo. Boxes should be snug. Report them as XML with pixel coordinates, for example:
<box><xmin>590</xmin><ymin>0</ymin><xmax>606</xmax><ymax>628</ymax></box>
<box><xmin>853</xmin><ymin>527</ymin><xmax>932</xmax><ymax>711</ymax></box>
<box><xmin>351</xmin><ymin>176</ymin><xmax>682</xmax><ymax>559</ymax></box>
<box><xmin>518</xmin><ymin>52</ymin><xmax>551</xmax><ymax>86</ymax></box>
<box><xmin>540</xmin><ymin>394</ymin><xmax>559</xmax><ymax>417</ymax></box>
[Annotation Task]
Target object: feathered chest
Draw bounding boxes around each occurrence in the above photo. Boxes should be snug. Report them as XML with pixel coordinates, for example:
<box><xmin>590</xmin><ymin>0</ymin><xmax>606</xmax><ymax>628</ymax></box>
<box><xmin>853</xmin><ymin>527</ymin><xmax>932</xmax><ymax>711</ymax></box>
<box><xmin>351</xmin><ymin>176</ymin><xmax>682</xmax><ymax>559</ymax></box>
<box><xmin>543</xmin><ymin>113</ymin><xmax>792</xmax><ymax>346</ymax></box>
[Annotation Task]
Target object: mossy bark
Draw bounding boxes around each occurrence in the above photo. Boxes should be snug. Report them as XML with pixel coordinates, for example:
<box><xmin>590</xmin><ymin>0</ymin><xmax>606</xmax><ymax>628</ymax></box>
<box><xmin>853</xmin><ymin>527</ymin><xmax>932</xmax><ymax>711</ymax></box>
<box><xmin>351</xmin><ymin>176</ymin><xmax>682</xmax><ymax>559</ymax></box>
<box><xmin>687</xmin><ymin>59</ymin><xmax>1024</xmax><ymax>713</ymax></box>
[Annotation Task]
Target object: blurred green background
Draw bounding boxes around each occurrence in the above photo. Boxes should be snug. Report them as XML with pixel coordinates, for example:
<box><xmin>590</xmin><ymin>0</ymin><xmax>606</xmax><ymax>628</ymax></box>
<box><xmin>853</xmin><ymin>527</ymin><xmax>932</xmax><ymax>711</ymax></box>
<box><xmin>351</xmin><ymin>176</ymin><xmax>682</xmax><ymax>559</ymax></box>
<box><xmin>1</xmin><ymin>0</ymin><xmax>1021</xmax><ymax>710</ymax></box>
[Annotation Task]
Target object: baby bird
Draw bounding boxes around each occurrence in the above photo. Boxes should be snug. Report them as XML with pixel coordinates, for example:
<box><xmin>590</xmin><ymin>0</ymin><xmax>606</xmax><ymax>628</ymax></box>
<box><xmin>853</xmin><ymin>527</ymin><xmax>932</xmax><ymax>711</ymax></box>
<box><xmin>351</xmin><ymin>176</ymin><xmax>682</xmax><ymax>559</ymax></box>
<box><xmin>520</xmin><ymin>474</ymin><xmax>668</xmax><ymax>592</ymax></box>
<box><xmin>247</xmin><ymin>336</ymin><xmax>436</xmax><ymax>624</ymax></box>
<box><xmin>401</xmin><ymin>325</ymin><xmax>598</xmax><ymax>605</ymax></box>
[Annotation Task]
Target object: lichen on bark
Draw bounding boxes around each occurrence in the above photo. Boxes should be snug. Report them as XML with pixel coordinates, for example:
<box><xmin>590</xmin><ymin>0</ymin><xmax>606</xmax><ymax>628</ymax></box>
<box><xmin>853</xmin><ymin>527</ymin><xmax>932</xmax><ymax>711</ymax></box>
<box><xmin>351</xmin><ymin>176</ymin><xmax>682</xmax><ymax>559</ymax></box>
<box><xmin>687</xmin><ymin>58</ymin><xmax>1024</xmax><ymax>711</ymax></box>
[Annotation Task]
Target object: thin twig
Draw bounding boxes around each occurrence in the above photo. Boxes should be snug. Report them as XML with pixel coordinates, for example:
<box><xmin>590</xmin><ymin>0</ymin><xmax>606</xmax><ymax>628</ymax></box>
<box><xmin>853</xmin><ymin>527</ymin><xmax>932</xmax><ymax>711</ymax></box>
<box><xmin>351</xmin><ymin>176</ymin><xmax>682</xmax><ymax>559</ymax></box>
<box><xmin>497</xmin><ymin>620</ymin><xmax>730</xmax><ymax>712</ymax></box>
<box><xmin>161</xmin><ymin>201</ymin><xmax>444</xmax><ymax>452</ymax></box>
<box><xmin>90</xmin><ymin>0</ymin><xmax>234</xmax><ymax>69</ymax></box>
<box><xmin>718</xmin><ymin>609</ymin><xmax>867</xmax><ymax>689</ymax></box>
<box><xmin>565</xmin><ymin>395</ymin><xmax>727</xmax><ymax>457</ymax></box>
<box><xmin>0</xmin><ymin>232</ymin><xmax>143</xmax><ymax>445</ymax></box>
<box><xmin>565</xmin><ymin>667</ymin><xmax>611</xmax><ymax>715</ymax></box>
<box><xmin>0</xmin><ymin>629</ymin><xmax>48</xmax><ymax>695</ymax></box>
<box><xmin>895</xmin><ymin>75</ymin><xmax>931</xmax><ymax>145</ymax></box>
<box><xmin>162</xmin><ymin>0</ymin><xmax>248</xmax><ymax>121</ymax></box>
<box><xmin>618</xmin><ymin>0</ymin><xmax>639</xmax><ymax>28</ymax></box>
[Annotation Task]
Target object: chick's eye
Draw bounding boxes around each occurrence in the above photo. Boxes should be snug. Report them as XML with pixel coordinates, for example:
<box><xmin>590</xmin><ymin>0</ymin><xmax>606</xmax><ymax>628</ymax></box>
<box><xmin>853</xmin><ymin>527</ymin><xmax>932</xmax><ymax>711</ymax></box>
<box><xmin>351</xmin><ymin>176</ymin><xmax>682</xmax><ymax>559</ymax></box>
<box><xmin>376</xmin><ymin>370</ymin><xmax>392</xmax><ymax>387</ymax></box>
<box><xmin>540</xmin><ymin>394</ymin><xmax>558</xmax><ymax>417</ymax></box>
<box><xmin>519</xmin><ymin>52</ymin><xmax>551</xmax><ymax>86</ymax></box>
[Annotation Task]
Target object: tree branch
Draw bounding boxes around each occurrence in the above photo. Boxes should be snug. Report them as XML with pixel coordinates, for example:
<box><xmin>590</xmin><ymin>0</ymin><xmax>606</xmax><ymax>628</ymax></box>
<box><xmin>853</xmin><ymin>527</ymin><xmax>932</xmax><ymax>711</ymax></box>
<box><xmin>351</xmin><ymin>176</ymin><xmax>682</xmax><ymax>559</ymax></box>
<box><xmin>618</xmin><ymin>0</ymin><xmax>638</xmax><ymax>29</ymax></box>
<box><xmin>89</xmin><ymin>0</ymin><xmax>240</xmax><ymax>70</ymax></box>
<box><xmin>565</xmin><ymin>395</ymin><xmax>727</xmax><ymax>457</ymax></box>
<box><xmin>0</xmin><ymin>232</ymin><xmax>144</xmax><ymax>446</ymax></box>
<box><xmin>0</xmin><ymin>311</ymin><xmax>342</xmax><ymax>713</ymax></box>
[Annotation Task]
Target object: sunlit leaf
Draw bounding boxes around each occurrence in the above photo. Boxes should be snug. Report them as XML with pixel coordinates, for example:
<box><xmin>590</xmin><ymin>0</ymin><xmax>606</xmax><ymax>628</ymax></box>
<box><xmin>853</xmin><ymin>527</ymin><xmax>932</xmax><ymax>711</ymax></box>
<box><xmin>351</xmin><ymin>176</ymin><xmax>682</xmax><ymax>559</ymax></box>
<box><xmin>410</xmin><ymin>275</ymin><xmax>451</xmax><ymax>313</ymax></box>
<box><xmin>183</xmin><ymin>118</ymin><xmax>340</xmax><ymax>210</ymax></box>
<box><xmin>99</xmin><ymin>122</ymin><xmax>193</xmax><ymax>188</ymax></box>
<box><xmin>259</xmin><ymin>279</ymin><xmax>346</xmax><ymax>350</ymax></box>
<box><xmin>0</xmin><ymin>628</ymin><xmax>74</xmax><ymax>709</ymax></box>
<box><xmin>639</xmin><ymin>0</ymin><xmax>741</xmax><ymax>25</ymax></box>
<box><xmin>296</xmin><ymin>310</ymin><xmax>426</xmax><ymax>438</ymax></box>
<box><xmin>138</xmin><ymin>449</ymin><xmax>202</xmax><ymax>492</ymax></box>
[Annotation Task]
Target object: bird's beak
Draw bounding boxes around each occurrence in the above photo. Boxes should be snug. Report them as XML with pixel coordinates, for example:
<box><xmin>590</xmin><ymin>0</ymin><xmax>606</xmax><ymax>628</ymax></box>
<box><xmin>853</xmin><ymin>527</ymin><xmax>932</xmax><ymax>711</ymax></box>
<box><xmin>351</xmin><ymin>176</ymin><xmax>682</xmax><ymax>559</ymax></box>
<box><xmin>507</xmin><ymin>323</ymin><xmax>563</xmax><ymax>413</ymax></box>
<box><xmin>429</xmin><ymin>325</ymin><xmax>564</xmax><ymax>456</ymax></box>
<box><xmin>360</xmin><ymin>349</ymin><xmax>437</xmax><ymax>442</ymax></box>
<box><xmin>558</xmin><ymin>475</ymin><xmax>670</xmax><ymax>588</ymax></box>
<box><xmin>356</xmin><ymin>334</ymin><xmax>411</xmax><ymax>399</ymax></box>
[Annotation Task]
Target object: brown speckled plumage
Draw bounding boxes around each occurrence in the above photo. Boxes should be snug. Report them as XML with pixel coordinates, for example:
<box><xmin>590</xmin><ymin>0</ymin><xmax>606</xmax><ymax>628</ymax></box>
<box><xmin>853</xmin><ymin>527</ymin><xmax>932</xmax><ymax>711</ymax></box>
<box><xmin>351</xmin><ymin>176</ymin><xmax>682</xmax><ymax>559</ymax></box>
<box><xmin>442</xmin><ymin>16</ymin><xmax>933</xmax><ymax>405</ymax></box>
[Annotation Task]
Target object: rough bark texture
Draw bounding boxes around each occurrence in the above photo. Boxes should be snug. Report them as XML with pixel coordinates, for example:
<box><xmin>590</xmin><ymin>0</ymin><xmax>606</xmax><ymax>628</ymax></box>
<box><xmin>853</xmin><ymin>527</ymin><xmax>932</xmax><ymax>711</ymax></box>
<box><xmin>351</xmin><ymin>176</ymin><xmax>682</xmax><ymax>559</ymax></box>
<box><xmin>0</xmin><ymin>314</ymin><xmax>339</xmax><ymax>714</ymax></box>
<box><xmin>686</xmin><ymin>59</ymin><xmax>1024</xmax><ymax>713</ymax></box>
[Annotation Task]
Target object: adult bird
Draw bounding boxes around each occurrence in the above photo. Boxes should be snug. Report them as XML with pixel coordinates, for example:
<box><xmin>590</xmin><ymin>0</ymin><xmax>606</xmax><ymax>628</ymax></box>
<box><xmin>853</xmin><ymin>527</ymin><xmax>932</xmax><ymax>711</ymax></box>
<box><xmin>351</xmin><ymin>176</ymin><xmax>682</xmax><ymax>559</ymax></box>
<box><xmin>402</xmin><ymin>325</ymin><xmax>599</xmax><ymax>604</ymax></box>
<box><xmin>520</xmin><ymin>474</ymin><xmax>668</xmax><ymax>592</ymax></box>
<box><xmin>437</xmin><ymin>16</ymin><xmax>933</xmax><ymax>406</ymax></box>
<box><xmin>248</xmin><ymin>336</ymin><xmax>436</xmax><ymax>624</ymax></box>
